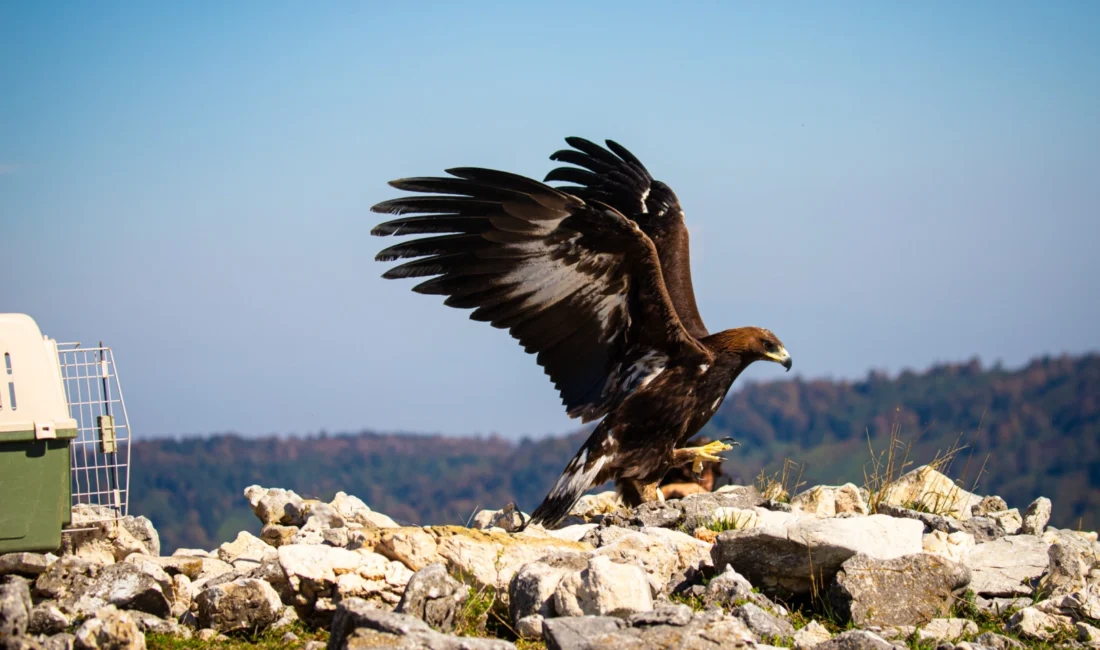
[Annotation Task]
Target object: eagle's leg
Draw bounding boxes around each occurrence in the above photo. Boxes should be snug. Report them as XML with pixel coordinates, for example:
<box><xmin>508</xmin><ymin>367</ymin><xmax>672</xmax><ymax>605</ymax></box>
<box><xmin>615</xmin><ymin>478</ymin><xmax>664</xmax><ymax>507</ymax></box>
<box><xmin>671</xmin><ymin>439</ymin><xmax>738</xmax><ymax>477</ymax></box>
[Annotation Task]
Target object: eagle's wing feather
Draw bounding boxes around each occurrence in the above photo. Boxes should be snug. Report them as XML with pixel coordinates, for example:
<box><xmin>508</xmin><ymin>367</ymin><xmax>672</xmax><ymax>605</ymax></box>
<box><xmin>544</xmin><ymin>137</ymin><xmax>710</xmax><ymax>339</ymax></box>
<box><xmin>372</xmin><ymin>167</ymin><xmax>711</xmax><ymax>422</ymax></box>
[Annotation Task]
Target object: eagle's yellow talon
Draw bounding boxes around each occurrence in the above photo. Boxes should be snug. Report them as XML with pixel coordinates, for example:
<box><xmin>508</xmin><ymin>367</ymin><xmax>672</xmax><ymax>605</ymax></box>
<box><xmin>680</xmin><ymin>439</ymin><xmax>737</xmax><ymax>478</ymax></box>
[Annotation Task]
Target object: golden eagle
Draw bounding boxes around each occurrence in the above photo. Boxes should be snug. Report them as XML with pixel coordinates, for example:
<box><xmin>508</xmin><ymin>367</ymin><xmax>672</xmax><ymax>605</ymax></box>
<box><xmin>371</xmin><ymin>137</ymin><xmax>792</xmax><ymax>528</ymax></box>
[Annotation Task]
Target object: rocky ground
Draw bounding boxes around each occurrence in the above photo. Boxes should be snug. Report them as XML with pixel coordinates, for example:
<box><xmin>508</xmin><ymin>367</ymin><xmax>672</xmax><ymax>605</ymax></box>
<box><xmin>2</xmin><ymin>466</ymin><xmax>1099</xmax><ymax>650</ymax></box>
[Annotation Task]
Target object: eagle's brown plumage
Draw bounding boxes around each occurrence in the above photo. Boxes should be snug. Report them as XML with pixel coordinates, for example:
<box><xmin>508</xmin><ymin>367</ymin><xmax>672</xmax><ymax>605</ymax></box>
<box><xmin>371</xmin><ymin>138</ymin><xmax>792</xmax><ymax>528</ymax></box>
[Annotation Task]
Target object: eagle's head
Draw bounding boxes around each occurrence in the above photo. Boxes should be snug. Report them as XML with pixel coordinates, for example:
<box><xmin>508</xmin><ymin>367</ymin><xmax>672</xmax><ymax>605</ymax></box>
<box><xmin>713</xmin><ymin>326</ymin><xmax>792</xmax><ymax>371</ymax></box>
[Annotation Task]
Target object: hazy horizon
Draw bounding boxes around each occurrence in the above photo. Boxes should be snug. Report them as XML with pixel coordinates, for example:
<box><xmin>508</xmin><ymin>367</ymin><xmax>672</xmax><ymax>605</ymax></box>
<box><xmin>4</xmin><ymin>2</ymin><xmax>1098</xmax><ymax>439</ymax></box>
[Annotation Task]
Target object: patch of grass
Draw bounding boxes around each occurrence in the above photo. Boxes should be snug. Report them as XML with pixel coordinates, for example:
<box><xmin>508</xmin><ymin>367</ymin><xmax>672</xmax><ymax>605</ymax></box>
<box><xmin>862</xmin><ymin>410</ymin><xmax>988</xmax><ymax>517</ymax></box>
<box><xmin>901</xmin><ymin>629</ymin><xmax>940</xmax><ymax>650</ymax></box>
<box><xmin>950</xmin><ymin>589</ymin><xmax>1020</xmax><ymax>634</ymax></box>
<box><xmin>145</xmin><ymin>621</ymin><xmax>326</xmax><ymax>650</ymax></box>
<box><xmin>760</xmin><ymin>633</ymin><xmax>794</xmax><ymax>647</ymax></box>
<box><xmin>786</xmin><ymin>609</ymin><xmax>810</xmax><ymax>631</ymax></box>
<box><xmin>455</xmin><ymin>585</ymin><xmax>496</xmax><ymax>637</ymax></box>
<box><xmin>453</xmin><ymin>584</ymin><xmax>546</xmax><ymax>650</ymax></box>
<box><xmin>669</xmin><ymin>591</ymin><xmax>708</xmax><ymax>612</ymax></box>
<box><xmin>755</xmin><ymin>458</ymin><xmax>806</xmax><ymax>503</ymax></box>
<box><xmin>702</xmin><ymin>511</ymin><xmax>755</xmax><ymax>533</ymax></box>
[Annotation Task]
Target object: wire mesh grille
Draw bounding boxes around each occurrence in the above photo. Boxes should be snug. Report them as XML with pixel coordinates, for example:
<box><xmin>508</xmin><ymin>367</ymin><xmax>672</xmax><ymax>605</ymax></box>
<box><xmin>56</xmin><ymin>344</ymin><xmax>132</xmax><ymax>522</ymax></box>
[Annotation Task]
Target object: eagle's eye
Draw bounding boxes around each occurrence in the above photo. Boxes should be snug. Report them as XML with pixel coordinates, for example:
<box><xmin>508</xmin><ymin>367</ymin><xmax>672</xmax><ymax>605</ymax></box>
<box><xmin>762</xmin><ymin>340</ymin><xmax>776</xmax><ymax>353</ymax></box>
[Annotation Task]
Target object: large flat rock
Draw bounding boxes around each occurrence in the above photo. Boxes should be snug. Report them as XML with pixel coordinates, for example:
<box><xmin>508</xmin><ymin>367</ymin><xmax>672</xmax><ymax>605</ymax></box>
<box><xmin>712</xmin><ymin>514</ymin><xmax>923</xmax><ymax>597</ymax></box>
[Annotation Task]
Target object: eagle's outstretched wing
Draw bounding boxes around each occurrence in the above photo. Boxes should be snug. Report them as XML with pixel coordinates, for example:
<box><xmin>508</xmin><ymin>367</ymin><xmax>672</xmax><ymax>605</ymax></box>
<box><xmin>372</xmin><ymin>167</ymin><xmax>710</xmax><ymax>422</ymax></box>
<box><xmin>544</xmin><ymin>137</ymin><xmax>709</xmax><ymax>340</ymax></box>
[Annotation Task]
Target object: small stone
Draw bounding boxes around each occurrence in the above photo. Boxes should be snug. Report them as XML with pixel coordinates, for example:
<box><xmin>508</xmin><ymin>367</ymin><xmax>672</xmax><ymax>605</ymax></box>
<box><xmin>330</xmin><ymin>491</ymin><xmax>399</xmax><ymax>529</ymax></box>
<box><xmin>244</xmin><ymin>485</ymin><xmax>308</xmax><ymax>526</ymax></box>
<box><xmin>260</xmin><ymin>524</ymin><xmax>299</xmax><ymax>548</ymax></box>
<box><xmin>1043</xmin><ymin>542</ymin><xmax>1089</xmax><ymax>597</ymax></box>
<box><xmin>509</xmin><ymin>553</ymin><xmax>590</xmax><ymax>623</ymax></box>
<box><xmin>793</xmin><ymin>620</ymin><xmax>833</xmax><ymax>650</ymax></box>
<box><xmin>395</xmin><ymin>563</ymin><xmax>468</xmax><ymax>633</ymax></box>
<box><xmin>321</xmin><ymin>526</ymin><xmax>350</xmax><ymax>548</ymax></box>
<box><xmin>569</xmin><ymin>491</ymin><xmax>622</xmax><ymax>520</ymax></box>
<box><xmin>195</xmin><ymin>578</ymin><xmax>284</xmax><ymax>633</ymax></box>
<box><xmin>880</xmin><ymin>466</ymin><xmax>983</xmax><ymax>520</ymax></box>
<box><xmin>329</xmin><ymin>598</ymin><xmax>514</xmax><ymax>649</ymax></box>
<box><xmin>1078</xmin><ymin>621</ymin><xmax>1100</xmax><ymax>643</ymax></box>
<box><xmin>270</xmin><ymin>606</ymin><xmax>299</xmax><ymax>631</ymax></box>
<box><xmin>960</xmin><ymin>516</ymin><xmax>1007</xmax><ymax>543</ymax></box>
<box><xmin>280</xmin><ymin>631</ymin><xmax>300</xmax><ymax>643</ymax></box>
<box><xmin>217</xmin><ymin>531</ymin><xmax>273</xmax><ymax>564</ymax></box>
<box><xmin>829</xmin><ymin>553</ymin><xmax>971</xmax><ymax>626</ymax></box>
<box><xmin>733</xmin><ymin>602</ymin><xmax>795</xmax><ymax>639</ymax></box>
<box><xmin>791</xmin><ymin>483</ymin><xmax>868</xmax><ymax>517</ymax></box>
<box><xmin>703</xmin><ymin>564</ymin><xmax>783</xmax><ymax>613</ymax></box>
<box><xmin>628</xmin><ymin>603</ymin><xmax>693</xmax><ymax>627</ymax></box>
<box><xmin>543</xmin><ymin>616</ymin><xmax>626</xmax><ymax>650</ymax></box>
<box><xmin>376</xmin><ymin>527</ymin><xmax>440</xmax><ymax>572</ymax></box>
<box><xmin>516</xmin><ymin>613</ymin><xmax>544</xmax><ymax>638</ymax></box>
<box><xmin>68</xmin><ymin>562</ymin><xmax>172</xmax><ymax>618</ymax></box>
<box><xmin>289</xmin><ymin>518</ymin><xmax>327</xmax><ymax>545</ymax></box>
<box><xmin>34</xmin><ymin>557</ymin><xmax>101</xmax><ymax>604</ymax></box>
<box><xmin>0</xmin><ymin>579</ymin><xmax>33</xmax><ymax>639</ymax></box>
<box><xmin>964</xmin><ymin>535</ymin><xmax>1050</xmax><ymax>597</ymax></box>
<box><xmin>553</xmin><ymin>556</ymin><xmax>653</xmax><ymax>617</ymax></box>
<box><xmin>129</xmin><ymin>611</ymin><xmax>185</xmax><ymax>636</ymax></box>
<box><xmin>1007</xmin><ymin>606</ymin><xmax>1074</xmax><ymax>641</ymax></box>
<box><xmin>1007</xmin><ymin>607</ymin><xmax>1069</xmax><ymax>642</ymax></box>
<box><xmin>73</xmin><ymin>605</ymin><xmax>146</xmax><ymax>650</ymax></box>
<box><xmin>120</xmin><ymin>517</ymin><xmax>161</xmax><ymax>559</ymax></box>
<box><xmin>975</xmin><ymin>595</ymin><xmax>1031</xmax><ymax>613</ymax></box>
<box><xmin>170</xmin><ymin>574</ymin><xmax>191</xmax><ymax>618</ymax></box>
<box><xmin>813</xmin><ymin>629</ymin><xmax>895</xmax><ymax>650</ymax></box>
<box><xmin>923</xmin><ymin>530</ymin><xmax>975</xmax><ymax>563</ymax></box>
<box><xmin>28</xmin><ymin>602</ymin><xmax>70</xmax><ymax>636</ymax></box>
<box><xmin>305</xmin><ymin>501</ymin><xmax>346</xmax><ymax>530</ymax></box>
<box><xmin>196</xmin><ymin>628</ymin><xmax>218</xmax><ymax>641</ymax></box>
<box><xmin>0</xmin><ymin>553</ymin><xmax>57</xmax><ymax>577</ymax></box>
<box><xmin>972</xmin><ymin>496</ymin><xmax>1009</xmax><ymax>517</ymax></box>
<box><xmin>918</xmin><ymin>618</ymin><xmax>979</xmax><ymax>641</ymax></box>
<box><xmin>61</xmin><ymin>514</ymin><xmax>155</xmax><ymax>565</ymax></box>
<box><xmin>1039</xmin><ymin>583</ymin><xmax>1100</xmax><ymax>620</ymax></box>
<box><xmin>42</xmin><ymin>632</ymin><xmax>76</xmax><ymax>650</ymax></box>
<box><xmin>1022</xmin><ymin>498</ymin><xmax>1052</xmax><ymax>536</ymax></box>
<box><xmin>988</xmin><ymin>509</ymin><xmax>1023</xmax><ymax>536</ymax></box>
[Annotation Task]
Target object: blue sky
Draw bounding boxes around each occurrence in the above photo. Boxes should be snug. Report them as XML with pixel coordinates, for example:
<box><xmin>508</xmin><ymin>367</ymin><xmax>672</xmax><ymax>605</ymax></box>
<box><xmin>2</xmin><ymin>2</ymin><xmax>1098</xmax><ymax>439</ymax></box>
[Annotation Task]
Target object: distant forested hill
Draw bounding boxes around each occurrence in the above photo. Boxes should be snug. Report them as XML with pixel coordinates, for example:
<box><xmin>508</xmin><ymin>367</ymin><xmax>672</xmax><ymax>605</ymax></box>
<box><xmin>132</xmin><ymin>353</ymin><xmax>1100</xmax><ymax>553</ymax></box>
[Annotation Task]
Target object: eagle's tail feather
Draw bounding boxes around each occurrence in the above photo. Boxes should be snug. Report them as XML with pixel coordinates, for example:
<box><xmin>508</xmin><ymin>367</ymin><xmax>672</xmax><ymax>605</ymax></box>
<box><xmin>526</xmin><ymin>435</ymin><xmax>611</xmax><ymax>529</ymax></box>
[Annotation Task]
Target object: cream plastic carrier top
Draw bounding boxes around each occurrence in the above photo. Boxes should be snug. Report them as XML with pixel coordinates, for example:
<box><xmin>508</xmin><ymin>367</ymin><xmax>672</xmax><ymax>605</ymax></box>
<box><xmin>0</xmin><ymin>313</ymin><xmax>78</xmax><ymax>438</ymax></box>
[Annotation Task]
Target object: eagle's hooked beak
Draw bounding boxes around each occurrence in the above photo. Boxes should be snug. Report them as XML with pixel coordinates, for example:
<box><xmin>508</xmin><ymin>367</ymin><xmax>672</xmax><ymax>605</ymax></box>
<box><xmin>766</xmin><ymin>347</ymin><xmax>793</xmax><ymax>372</ymax></box>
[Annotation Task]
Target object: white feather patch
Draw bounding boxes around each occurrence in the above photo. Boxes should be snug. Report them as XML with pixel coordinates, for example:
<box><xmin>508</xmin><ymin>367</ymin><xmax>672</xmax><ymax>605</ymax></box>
<box><xmin>550</xmin><ymin>452</ymin><xmax>609</xmax><ymax>500</ymax></box>
<box><xmin>495</xmin><ymin>235</ymin><xmax>628</xmax><ymax>340</ymax></box>
<box><xmin>619</xmin><ymin>350</ymin><xmax>668</xmax><ymax>393</ymax></box>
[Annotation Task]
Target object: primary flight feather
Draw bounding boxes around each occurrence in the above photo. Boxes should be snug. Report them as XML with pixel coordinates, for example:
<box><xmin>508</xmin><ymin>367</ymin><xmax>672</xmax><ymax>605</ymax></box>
<box><xmin>371</xmin><ymin>137</ymin><xmax>792</xmax><ymax>528</ymax></box>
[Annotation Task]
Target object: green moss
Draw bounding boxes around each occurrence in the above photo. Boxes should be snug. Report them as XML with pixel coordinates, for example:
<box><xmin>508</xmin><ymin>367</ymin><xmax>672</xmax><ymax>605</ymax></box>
<box><xmin>145</xmin><ymin>622</ymin><xmax>326</xmax><ymax>650</ymax></box>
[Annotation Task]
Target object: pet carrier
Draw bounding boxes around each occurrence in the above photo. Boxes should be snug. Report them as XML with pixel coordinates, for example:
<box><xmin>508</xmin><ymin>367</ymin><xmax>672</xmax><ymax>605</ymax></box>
<box><xmin>0</xmin><ymin>314</ymin><xmax>79</xmax><ymax>553</ymax></box>
<box><xmin>0</xmin><ymin>313</ymin><xmax>135</xmax><ymax>552</ymax></box>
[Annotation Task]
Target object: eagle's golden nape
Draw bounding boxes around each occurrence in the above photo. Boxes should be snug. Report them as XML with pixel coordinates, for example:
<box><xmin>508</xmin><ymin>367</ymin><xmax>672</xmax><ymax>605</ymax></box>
<box><xmin>371</xmin><ymin>137</ymin><xmax>791</xmax><ymax>529</ymax></box>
